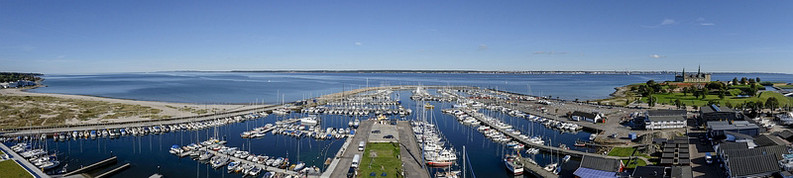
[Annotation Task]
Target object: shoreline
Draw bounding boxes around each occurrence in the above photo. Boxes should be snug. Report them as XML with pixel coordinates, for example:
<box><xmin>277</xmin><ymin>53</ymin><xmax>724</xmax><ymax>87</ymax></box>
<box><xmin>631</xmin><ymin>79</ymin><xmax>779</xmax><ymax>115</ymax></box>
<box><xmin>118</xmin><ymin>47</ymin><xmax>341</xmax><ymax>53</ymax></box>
<box><xmin>0</xmin><ymin>87</ymin><xmax>263</xmax><ymax>128</ymax></box>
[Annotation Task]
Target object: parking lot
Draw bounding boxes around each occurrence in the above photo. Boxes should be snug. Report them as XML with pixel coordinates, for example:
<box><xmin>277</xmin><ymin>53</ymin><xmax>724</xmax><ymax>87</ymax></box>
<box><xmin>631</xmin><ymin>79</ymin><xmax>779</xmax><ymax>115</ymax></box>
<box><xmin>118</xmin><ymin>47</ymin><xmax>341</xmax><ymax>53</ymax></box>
<box><xmin>368</xmin><ymin>120</ymin><xmax>399</xmax><ymax>143</ymax></box>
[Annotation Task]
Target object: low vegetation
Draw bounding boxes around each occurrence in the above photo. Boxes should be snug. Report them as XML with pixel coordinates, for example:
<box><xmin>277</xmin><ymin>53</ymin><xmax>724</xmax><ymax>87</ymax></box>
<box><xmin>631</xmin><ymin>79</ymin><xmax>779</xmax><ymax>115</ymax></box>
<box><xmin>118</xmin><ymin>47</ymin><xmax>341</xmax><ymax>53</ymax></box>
<box><xmin>0</xmin><ymin>160</ymin><xmax>33</xmax><ymax>178</ymax></box>
<box><xmin>358</xmin><ymin>142</ymin><xmax>402</xmax><ymax>178</ymax></box>
<box><xmin>0</xmin><ymin>72</ymin><xmax>41</xmax><ymax>83</ymax></box>
<box><xmin>0</xmin><ymin>95</ymin><xmax>165</xmax><ymax>129</ymax></box>
<box><xmin>165</xmin><ymin>105</ymin><xmax>215</xmax><ymax>115</ymax></box>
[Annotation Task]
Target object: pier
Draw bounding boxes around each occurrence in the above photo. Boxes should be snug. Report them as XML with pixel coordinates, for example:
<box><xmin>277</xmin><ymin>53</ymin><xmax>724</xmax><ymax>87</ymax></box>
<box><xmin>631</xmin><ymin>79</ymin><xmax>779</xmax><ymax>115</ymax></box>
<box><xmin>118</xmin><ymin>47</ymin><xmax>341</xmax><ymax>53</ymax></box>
<box><xmin>62</xmin><ymin>156</ymin><xmax>118</xmax><ymax>176</ymax></box>
<box><xmin>466</xmin><ymin>109</ymin><xmax>630</xmax><ymax>160</ymax></box>
<box><xmin>519</xmin><ymin>157</ymin><xmax>558</xmax><ymax>178</ymax></box>
<box><xmin>396</xmin><ymin>121</ymin><xmax>431</xmax><ymax>178</ymax></box>
<box><xmin>326</xmin><ymin>120</ymin><xmax>374</xmax><ymax>178</ymax></box>
<box><xmin>203</xmin><ymin>149</ymin><xmax>311</xmax><ymax>177</ymax></box>
<box><xmin>94</xmin><ymin>163</ymin><xmax>131</xmax><ymax>178</ymax></box>
<box><xmin>0</xmin><ymin>143</ymin><xmax>48</xmax><ymax>178</ymax></box>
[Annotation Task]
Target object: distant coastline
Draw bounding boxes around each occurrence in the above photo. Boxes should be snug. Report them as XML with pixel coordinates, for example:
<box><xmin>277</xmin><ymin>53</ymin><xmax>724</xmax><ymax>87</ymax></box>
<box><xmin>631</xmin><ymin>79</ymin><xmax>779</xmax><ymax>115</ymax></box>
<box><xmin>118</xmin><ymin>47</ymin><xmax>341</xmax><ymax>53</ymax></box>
<box><xmin>163</xmin><ymin>70</ymin><xmax>788</xmax><ymax>75</ymax></box>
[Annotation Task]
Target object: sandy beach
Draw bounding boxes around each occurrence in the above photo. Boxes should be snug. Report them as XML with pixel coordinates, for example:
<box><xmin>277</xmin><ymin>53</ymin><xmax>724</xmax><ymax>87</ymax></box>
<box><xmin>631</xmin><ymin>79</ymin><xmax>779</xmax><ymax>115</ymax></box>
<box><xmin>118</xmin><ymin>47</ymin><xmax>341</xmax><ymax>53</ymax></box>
<box><xmin>0</xmin><ymin>88</ymin><xmax>267</xmax><ymax>126</ymax></box>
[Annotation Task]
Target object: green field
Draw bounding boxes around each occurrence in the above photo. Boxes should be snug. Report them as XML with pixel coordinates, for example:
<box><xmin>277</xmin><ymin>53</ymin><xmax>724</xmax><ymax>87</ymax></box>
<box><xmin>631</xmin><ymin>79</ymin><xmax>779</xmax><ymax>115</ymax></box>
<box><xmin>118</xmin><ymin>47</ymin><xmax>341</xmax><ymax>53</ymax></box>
<box><xmin>359</xmin><ymin>142</ymin><xmax>402</xmax><ymax>178</ymax></box>
<box><xmin>622</xmin><ymin>159</ymin><xmax>647</xmax><ymax>169</ymax></box>
<box><xmin>0</xmin><ymin>160</ymin><xmax>33</xmax><ymax>178</ymax></box>
<box><xmin>642</xmin><ymin>91</ymin><xmax>793</xmax><ymax>107</ymax></box>
<box><xmin>608</xmin><ymin>147</ymin><xmax>654</xmax><ymax>168</ymax></box>
<box><xmin>607</xmin><ymin>147</ymin><xmax>637</xmax><ymax>157</ymax></box>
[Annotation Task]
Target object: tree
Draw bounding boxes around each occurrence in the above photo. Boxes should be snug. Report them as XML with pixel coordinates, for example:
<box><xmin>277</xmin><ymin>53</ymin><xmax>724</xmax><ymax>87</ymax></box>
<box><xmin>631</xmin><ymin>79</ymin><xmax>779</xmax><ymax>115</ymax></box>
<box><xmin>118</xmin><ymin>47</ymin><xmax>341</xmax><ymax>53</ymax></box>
<box><xmin>674</xmin><ymin>99</ymin><xmax>682</xmax><ymax>109</ymax></box>
<box><xmin>648</xmin><ymin>95</ymin><xmax>657</xmax><ymax>107</ymax></box>
<box><xmin>718</xmin><ymin>91</ymin><xmax>725</xmax><ymax>100</ymax></box>
<box><xmin>741</xmin><ymin>77</ymin><xmax>748</xmax><ymax>85</ymax></box>
<box><xmin>756</xmin><ymin>77</ymin><xmax>762</xmax><ymax>83</ymax></box>
<box><xmin>766</xmin><ymin>97</ymin><xmax>780</xmax><ymax>111</ymax></box>
<box><xmin>732</xmin><ymin>77</ymin><xmax>739</xmax><ymax>85</ymax></box>
<box><xmin>748</xmin><ymin>78</ymin><xmax>756</xmax><ymax>84</ymax></box>
<box><xmin>707</xmin><ymin>82</ymin><xmax>725</xmax><ymax>90</ymax></box>
<box><xmin>693</xmin><ymin>89</ymin><xmax>701</xmax><ymax>99</ymax></box>
<box><xmin>682</xmin><ymin>87</ymin><xmax>689</xmax><ymax>96</ymax></box>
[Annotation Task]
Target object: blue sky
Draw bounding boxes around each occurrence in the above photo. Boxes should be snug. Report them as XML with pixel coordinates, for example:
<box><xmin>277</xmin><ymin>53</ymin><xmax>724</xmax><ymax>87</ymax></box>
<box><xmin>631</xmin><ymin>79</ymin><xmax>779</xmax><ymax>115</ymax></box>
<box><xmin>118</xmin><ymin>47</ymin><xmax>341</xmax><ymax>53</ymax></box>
<box><xmin>1</xmin><ymin>1</ymin><xmax>791</xmax><ymax>74</ymax></box>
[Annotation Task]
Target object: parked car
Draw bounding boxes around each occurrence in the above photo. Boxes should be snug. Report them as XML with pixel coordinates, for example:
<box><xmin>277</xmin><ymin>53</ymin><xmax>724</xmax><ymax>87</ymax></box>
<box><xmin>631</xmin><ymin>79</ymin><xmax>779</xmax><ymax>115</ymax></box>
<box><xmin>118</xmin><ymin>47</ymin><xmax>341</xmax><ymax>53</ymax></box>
<box><xmin>383</xmin><ymin>135</ymin><xmax>394</xmax><ymax>139</ymax></box>
<box><xmin>705</xmin><ymin>152</ymin><xmax>713</xmax><ymax>164</ymax></box>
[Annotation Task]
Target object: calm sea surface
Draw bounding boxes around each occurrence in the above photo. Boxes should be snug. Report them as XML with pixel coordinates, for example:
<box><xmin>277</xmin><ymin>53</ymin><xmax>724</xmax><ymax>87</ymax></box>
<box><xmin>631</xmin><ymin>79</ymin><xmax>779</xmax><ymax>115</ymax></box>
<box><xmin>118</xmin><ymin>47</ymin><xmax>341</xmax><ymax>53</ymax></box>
<box><xmin>8</xmin><ymin>72</ymin><xmax>792</xmax><ymax>178</ymax></box>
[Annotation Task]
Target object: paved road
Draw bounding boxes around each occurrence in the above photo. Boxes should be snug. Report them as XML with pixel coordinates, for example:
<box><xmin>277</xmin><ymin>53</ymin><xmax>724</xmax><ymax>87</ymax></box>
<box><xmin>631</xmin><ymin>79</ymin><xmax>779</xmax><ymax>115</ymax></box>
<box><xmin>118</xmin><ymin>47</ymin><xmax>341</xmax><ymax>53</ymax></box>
<box><xmin>397</xmin><ymin>121</ymin><xmax>430</xmax><ymax>178</ymax></box>
<box><xmin>329</xmin><ymin>120</ymin><xmax>374</xmax><ymax>178</ymax></box>
<box><xmin>0</xmin><ymin>143</ymin><xmax>49</xmax><ymax>178</ymax></box>
<box><xmin>687</xmin><ymin>131</ymin><xmax>725</xmax><ymax>178</ymax></box>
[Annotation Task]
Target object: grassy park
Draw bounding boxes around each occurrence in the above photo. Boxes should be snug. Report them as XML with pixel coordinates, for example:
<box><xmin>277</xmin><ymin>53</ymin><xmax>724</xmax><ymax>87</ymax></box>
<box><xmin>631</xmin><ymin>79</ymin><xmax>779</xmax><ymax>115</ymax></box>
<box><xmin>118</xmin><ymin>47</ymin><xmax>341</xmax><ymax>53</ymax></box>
<box><xmin>359</xmin><ymin>142</ymin><xmax>402</xmax><ymax>178</ymax></box>
<box><xmin>0</xmin><ymin>160</ymin><xmax>33</xmax><ymax>178</ymax></box>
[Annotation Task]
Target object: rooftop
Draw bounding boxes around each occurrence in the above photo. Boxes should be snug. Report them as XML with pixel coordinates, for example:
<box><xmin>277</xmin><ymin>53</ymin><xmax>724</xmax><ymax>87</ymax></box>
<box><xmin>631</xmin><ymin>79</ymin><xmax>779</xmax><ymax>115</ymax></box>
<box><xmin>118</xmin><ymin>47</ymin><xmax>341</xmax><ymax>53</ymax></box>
<box><xmin>579</xmin><ymin>155</ymin><xmax>623</xmax><ymax>172</ymax></box>
<box><xmin>707</xmin><ymin>121</ymin><xmax>759</xmax><ymax>131</ymax></box>
<box><xmin>648</xmin><ymin>115</ymin><xmax>686</xmax><ymax>122</ymax></box>
<box><xmin>701</xmin><ymin>104</ymin><xmax>735</xmax><ymax>113</ymax></box>
<box><xmin>647</xmin><ymin>109</ymin><xmax>687</xmax><ymax>117</ymax></box>
<box><xmin>754</xmin><ymin>135</ymin><xmax>789</xmax><ymax>147</ymax></box>
<box><xmin>728</xmin><ymin>154</ymin><xmax>780</xmax><ymax>177</ymax></box>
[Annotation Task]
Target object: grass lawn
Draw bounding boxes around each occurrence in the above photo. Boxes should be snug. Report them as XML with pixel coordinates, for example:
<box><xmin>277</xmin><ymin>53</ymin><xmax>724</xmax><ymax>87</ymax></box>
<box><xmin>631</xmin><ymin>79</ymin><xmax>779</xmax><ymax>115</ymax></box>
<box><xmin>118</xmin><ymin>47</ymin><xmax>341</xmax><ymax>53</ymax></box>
<box><xmin>0</xmin><ymin>160</ymin><xmax>33</xmax><ymax>178</ymax></box>
<box><xmin>642</xmin><ymin>91</ymin><xmax>793</xmax><ymax>107</ymax></box>
<box><xmin>359</xmin><ymin>142</ymin><xmax>402</xmax><ymax>178</ymax></box>
<box><xmin>607</xmin><ymin>147</ymin><xmax>636</xmax><ymax>157</ymax></box>
<box><xmin>622</xmin><ymin>159</ymin><xmax>647</xmax><ymax>169</ymax></box>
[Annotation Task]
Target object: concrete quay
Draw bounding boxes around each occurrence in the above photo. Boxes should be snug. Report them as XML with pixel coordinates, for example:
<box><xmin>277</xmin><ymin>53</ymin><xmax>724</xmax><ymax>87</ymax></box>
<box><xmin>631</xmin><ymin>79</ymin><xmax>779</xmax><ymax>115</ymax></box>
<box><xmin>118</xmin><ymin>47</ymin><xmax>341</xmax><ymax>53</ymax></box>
<box><xmin>0</xmin><ymin>143</ymin><xmax>49</xmax><ymax>178</ymax></box>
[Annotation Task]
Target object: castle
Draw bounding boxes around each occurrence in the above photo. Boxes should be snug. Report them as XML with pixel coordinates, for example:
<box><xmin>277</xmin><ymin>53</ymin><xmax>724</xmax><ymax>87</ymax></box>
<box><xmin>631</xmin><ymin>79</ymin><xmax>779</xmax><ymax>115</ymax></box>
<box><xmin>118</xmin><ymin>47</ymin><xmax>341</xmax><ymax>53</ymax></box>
<box><xmin>675</xmin><ymin>66</ymin><xmax>711</xmax><ymax>82</ymax></box>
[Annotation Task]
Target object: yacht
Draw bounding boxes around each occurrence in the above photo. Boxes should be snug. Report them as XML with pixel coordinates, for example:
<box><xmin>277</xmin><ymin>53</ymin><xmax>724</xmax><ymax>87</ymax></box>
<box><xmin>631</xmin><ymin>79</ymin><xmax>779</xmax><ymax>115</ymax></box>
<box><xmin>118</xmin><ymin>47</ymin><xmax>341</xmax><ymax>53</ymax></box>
<box><xmin>300</xmin><ymin>115</ymin><xmax>319</xmax><ymax>126</ymax></box>
<box><xmin>504</xmin><ymin>154</ymin><xmax>524</xmax><ymax>175</ymax></box>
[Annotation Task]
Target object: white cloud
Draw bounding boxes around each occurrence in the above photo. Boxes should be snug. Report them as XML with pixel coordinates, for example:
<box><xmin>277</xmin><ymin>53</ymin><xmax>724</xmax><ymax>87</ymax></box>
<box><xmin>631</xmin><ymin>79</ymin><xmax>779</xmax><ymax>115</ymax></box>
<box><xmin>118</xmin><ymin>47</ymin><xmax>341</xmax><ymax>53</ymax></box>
<box><xmin>696</xmin><ymin>17</ymin><xmax>706</xmax><ymax>22</ymax></box>
<box><xmin>642</xmin><ymin>18</ymin><xmax>677</xmax><ymax>28</ymax></box>
<box><xmin>478</xmin><ymin>44</ymin><xmax>488</xmax><ymax>51</ymax></box>
<box><xmin>700</xmin><ymin>23</ymin><xmax>715</xmax><ymax>26</ymax></box>
<box><xmin>354</xmin><ymin>42</ymin><xmax>362</xmax><ymax>46</ymax></box>
<box><xmin>661</xmin><ymin>19</ymin><xmax>676</xmax><ymax>25</ymax></box>
<box><xmin>650</xmin><ymin>54</ymin><xmax>666</xmax><ymax>59</ymax></box>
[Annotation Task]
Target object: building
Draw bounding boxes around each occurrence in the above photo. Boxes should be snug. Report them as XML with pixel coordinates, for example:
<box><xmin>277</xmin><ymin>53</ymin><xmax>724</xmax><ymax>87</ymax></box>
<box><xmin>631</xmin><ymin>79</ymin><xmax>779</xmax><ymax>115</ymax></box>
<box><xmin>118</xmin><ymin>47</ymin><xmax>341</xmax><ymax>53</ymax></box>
<box><xmin>707</xmin><ymin>121</ymin><xmax>760</xmax><ymax>137</ymax></box>
<box><xmin>660</xmin><ymin>137</ymin><xmax>691</xmax><ymax>166</ymax></box>
<box><xmin>754</xmin><ymin>135</ymin><xmax>790</xmax><ymax>147</ymax></box>
<box><xmin>571</xmin><ymin>111</ymin><xmax>604</xmax><ymax>123</ymax></box>
<box><xmin>700</xmin><ymin>104</ymin><xmax>744</xmax><ymax>121</ymax></box>
<box><xmin>645</xmin><ymin>110</ymin><xmax>687</xmax><ymax>130</ymax></box>
<box><xmin>573</xmin><ymin>155</ymin><xmax>624</xmax><ymax>178</ymax></box>
<box><xmin>674</xmin><ymin>66</ymin><xmax>711</xmax><ymax>83</ymax></box>
<box><xmin>631</xmin><ymin>166</ymin><xmax>693</xmax><ymax>178</ymax></box>
<box><xmin>721</xmin><ymin>145</ymin><xmax>788</xmax><ymax>177</ymax></box>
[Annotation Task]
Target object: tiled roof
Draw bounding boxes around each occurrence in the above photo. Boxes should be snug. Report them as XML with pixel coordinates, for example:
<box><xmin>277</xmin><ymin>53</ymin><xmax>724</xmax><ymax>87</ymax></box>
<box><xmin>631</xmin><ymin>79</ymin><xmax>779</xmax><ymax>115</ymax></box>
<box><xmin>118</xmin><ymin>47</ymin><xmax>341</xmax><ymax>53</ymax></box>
<box><xmin>754</xmin><ymin>135</ymin><xmax>789</xmax><ymax>147</ymax></box>
<box><xmin>728</xmin><ymin>154</ymin><xmax>780</xmax><ymax>177</ymax></box>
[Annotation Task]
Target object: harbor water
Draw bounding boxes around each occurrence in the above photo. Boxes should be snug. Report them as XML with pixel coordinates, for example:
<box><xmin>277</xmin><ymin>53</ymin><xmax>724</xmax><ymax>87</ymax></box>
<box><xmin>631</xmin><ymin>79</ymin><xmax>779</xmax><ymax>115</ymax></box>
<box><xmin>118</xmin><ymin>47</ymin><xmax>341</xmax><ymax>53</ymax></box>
<box><xmin>7</xmin><ymin>72</ymin><xmax>793</xmax><ymax>177</ymax></box>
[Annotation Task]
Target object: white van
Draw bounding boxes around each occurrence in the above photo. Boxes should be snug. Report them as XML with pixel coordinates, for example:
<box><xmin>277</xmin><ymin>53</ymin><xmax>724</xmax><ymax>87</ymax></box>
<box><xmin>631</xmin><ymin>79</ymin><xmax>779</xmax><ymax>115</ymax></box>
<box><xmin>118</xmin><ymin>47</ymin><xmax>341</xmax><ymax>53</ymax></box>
<box><xmin>351</xmin><ymin>154</ymin><xmax>361</xmax><ymax>168</ymax></box>
<box><xmin>358</xmin><ymin>141</ymin><xmax>366</xmax><ymax>151</ymax></box>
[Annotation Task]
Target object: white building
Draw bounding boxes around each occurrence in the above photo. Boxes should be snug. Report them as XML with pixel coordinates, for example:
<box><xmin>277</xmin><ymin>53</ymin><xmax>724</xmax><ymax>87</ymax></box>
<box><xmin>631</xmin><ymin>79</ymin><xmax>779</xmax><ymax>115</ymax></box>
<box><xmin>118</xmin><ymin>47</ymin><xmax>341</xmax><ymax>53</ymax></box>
<box><xmin>646</xmin><ymin>116</ymin><xmax>687</xmax><ymax>130</ymax></box>
<box><xmin>644</xmin><ymin>110</ymin><xmax>687</xmax><ymax>130</ymax></box>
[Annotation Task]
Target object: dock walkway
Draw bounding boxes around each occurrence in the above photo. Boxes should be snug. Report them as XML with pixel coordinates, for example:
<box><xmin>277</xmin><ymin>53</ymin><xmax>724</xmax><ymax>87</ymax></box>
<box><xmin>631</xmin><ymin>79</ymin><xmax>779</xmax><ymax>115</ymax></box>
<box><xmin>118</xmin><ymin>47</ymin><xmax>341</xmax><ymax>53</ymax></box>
<box><xmin>204</xmin><ymin>149</ymin><xmax>313</xmax><ymax>177</ymax></box>
<box><xmin>327</xmin><ymin>120</ymin><xmax>374</xmax><ymax>178</ymax></box>
<box><xmin>519</xmin><ymin>157</ymin><xmax>558</xmax><ymax>178</ymax></box>
<box><xmin>467</xmin><ymin>110</ymin><xmax>630</xmax><ymax>160</ymax></box>
<box><xmin>397</xmin><ymin>121</ymin><xmax>430</xmax><ymax>178</ymax></box>
<box><xmin>0</xmin><ymin>143</ymin><xmax>49</xmax><ymax>178</ymax></box>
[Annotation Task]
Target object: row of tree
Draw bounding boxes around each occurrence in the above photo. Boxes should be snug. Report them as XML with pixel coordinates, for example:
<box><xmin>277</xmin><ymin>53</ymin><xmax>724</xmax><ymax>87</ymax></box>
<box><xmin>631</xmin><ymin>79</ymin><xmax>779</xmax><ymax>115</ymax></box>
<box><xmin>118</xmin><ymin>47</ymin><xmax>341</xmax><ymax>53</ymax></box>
<box><xmin>731</xmin><ymin>77</ymin><xmax>762</xmax><ymax>85</ymax></box>
<box><xmin>0</xmin><ymin>72</ymin><xmax>42</xmax><ymax>83</ymax></box>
